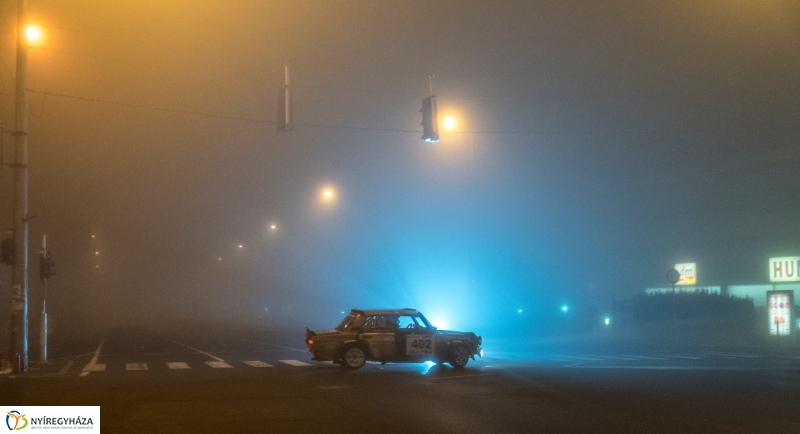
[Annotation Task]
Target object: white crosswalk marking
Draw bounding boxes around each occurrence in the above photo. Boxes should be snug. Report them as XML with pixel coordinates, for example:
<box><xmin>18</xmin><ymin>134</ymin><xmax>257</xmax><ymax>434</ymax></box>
<box><xmin>126</xmin><ymin>363</ymin><xmax>148</xmax><ymax>371</ymax></box>
<box><xmin>206</xmin><ymin>361</ymin><xmax>233</xmax><ymax>369</ymax></box>
<box><xmin>82</xmin><ymin>363</ymin><xmax>106</xmax><ymax>372</ymax></box>
<box><xmin>243</xmin><ymin>360</ymin><xmax>274</xmax><ymax>368</ymax></box>
<box><xmin>167</xmin><ymin>362</ymin><xmax>191</xmax><ymax>370</ymax></box>
<box><xmin>81</xmin><ymin>340</ymin><xmax>106</xmax><ymax>373</ymax></box>
<box><xmin>280</xmin><ymin>359</ymin><xmax>311</xmax><ymax>367</ymax></box>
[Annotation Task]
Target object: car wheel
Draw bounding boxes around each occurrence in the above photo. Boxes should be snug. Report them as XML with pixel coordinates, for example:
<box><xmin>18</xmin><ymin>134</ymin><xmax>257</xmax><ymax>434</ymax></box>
<box><xmin>449</xmin><ymin>345</ymin><xmax>470</xmax><ymax>368</ymax></box>
<box><xmin>342</xmin><ymin>345</ymin><xmax>367</xmax><ymax>369</ymax></box>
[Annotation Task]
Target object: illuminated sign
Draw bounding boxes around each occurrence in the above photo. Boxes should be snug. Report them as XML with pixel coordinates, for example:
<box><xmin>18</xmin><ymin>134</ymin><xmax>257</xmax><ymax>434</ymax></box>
<box><xmin>769</xmin><ymin>257</ymin><xmax>800</xmax><ymax>282</ymax></box>
<box><xmin>767</xmin><ymin>290</ymin><xmax>793</xmax><ymax>336</ymax></box>
<box><xmin>675</xmin><ymin>263</ymin><xmax>696</xmax><ymax>285</ymax></box>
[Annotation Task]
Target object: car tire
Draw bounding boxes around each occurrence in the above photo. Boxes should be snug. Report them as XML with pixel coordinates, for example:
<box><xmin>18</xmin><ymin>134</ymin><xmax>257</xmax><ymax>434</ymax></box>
<box><xmin>341</xmin><ymin>345</ymin><xmax>367</xmax><ymax>369</ymax></box>
<box><xmin>449</xmin><ymin>345</ymin><xmax>470</xmax><ymax>368</ymax></box>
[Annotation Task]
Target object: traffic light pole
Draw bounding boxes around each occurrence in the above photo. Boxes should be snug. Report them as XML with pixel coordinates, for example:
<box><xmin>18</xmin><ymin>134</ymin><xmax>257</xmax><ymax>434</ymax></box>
<box><xmin>10</xmin><ymin>0</ymin><xmax>30</xmax><ymax>373</ymax></box>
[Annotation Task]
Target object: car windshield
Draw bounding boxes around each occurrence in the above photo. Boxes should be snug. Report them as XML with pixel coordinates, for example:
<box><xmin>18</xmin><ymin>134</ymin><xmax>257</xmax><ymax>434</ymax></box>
<box><xmin>416</xmin><ymin>313</ymin><xmax>436</xmax><ymax>329</ymax></box>
<box><xmin>335</xmin><ymin>312</ymin><xmax>360</xmax><ymax>331</ymax></box>
<box><xmin>398</xmin><ymin>314</ymin><xmax>433</xmax><ymax>330</ymax></box>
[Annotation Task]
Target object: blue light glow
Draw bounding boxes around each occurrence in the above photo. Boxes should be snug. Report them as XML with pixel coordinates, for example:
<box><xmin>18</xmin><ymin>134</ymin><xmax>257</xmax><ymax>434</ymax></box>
<box><xmin>426</xmin><ymin>315</ymin><xmax>449</xmax><ymax>331</ymax></box>
<box><xmin>421</xmin><ymin>360</ymin><xmax>437</xmax><ymax>375</ymax></box>
<box><xmin>561</xmin><ymin>305</ymin><xmax>569</xmax><ymax>313</ymax></box>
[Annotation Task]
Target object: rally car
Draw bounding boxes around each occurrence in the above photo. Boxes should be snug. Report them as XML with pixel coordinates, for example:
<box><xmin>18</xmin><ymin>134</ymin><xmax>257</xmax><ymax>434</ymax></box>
<box><xmin>305</xmin><ymin>308</ymin><xmax>483</xmax><ymax>369</ymax></box>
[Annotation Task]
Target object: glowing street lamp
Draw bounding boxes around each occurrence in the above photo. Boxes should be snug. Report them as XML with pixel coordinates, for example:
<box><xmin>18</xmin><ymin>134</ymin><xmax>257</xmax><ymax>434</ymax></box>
<box><xmin>319</xmin><ymin>186</ymin><xmax>337</xmax><ymax>204</ymax></box>
<box><xmin>442</xmin><ymin>115</ymin><xmax>457</xmax><ymax>131</ymax></box>
<box><xmin>24</xmin><ymin>24</ymin><xmax>43</xmax><ymax>47</ymax></box>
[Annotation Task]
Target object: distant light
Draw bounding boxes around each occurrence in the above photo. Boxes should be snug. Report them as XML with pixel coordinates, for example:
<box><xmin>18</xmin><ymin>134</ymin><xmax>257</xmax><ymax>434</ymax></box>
<box><xmin>95</xmin><ymin>265</ymin><xmax>99</xmax><ymax>268</ymax></box>
<box><xmin>604</xmin><ymin>317</ymin><xmax>611</xmax><ymax>325</ymax></box>
<box><xmin>95</xmin><ymin>251</ymin><xmax>99</xmax><ymax>255</ymax></box>
<box><xmin>269</xmin><ymin>224</ymin><xmax>277</xmax><ymax>231</ymax></box>
<box><xmin>427</xmin><ymin>316</ymin><xmax>448</xmax><ymax>330</ymax></box>
<box><xmin>561</xmin><ymin>305</ymin><xmax>569</xmax><ymax>313</ymax></box>
<box><xmin>91</xmin><ymin>234</ymin><xmax>95</xmax><ymax>239</ymax></box>
<box><xmin>340</xmin><ymin>311</ymin><xmax>345</xmax><ymax>314</ymax></box>
<box><xmin>320</xmin><ymin>186</ymin><xmax>337</xmax><ymax>203</ymax></box>
<box><xmin>238</xmin><ymin>244</ymin><xmax>243</xmax><ymax>250</ymax></box>
<box><xmin>517</xmin><ymin>309</ymin><xmax>523</xmax><ymax>314</ymax></box>
<box><xmin>217</xmin><ymin>257</ymin><xmax>222</xmax><ymax>261</ymax></box>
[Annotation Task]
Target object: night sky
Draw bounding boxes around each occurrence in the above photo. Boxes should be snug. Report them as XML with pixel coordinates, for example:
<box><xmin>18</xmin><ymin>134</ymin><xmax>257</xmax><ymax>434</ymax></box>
<box><xmin>0</xmin><ymin>1</ymin><xmax>798</xmax><ymax>335</ymax></box>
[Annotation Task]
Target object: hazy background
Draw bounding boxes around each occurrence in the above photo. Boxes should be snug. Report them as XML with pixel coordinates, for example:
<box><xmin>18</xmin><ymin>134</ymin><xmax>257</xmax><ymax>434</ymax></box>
<box><xmin>0</xmin><ymin>1</ymin><xmax>798</xmax><ymax>339</ymax></box>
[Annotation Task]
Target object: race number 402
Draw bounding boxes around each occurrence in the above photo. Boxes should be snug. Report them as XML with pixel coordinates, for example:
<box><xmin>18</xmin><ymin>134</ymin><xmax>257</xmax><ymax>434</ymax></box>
<box><xmin>406</xmin><ymin>335</ymin><xmax>435</xmax><ymax>356</ymax></box>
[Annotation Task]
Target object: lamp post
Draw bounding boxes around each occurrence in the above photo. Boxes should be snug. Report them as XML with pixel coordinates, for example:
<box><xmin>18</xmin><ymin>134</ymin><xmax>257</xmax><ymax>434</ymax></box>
<box><xmin>9</xmin><ymin>0</ymin><xmax>33</xmax><ymax>373</ymax></box>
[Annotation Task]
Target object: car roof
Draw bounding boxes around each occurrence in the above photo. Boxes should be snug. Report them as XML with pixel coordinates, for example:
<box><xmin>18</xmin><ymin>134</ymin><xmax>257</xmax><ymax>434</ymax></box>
<box><xmin>350</xmin><ymin>308</ymin><xmax>420</xmax><ymax>316</ymax></box>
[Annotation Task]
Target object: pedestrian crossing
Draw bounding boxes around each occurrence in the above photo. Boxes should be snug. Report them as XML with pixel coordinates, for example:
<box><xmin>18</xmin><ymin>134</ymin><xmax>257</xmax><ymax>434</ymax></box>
<box><xmin>80</xmin><ymin>359</ymin><xmax>312</xmax><ymax>374</ymax></box>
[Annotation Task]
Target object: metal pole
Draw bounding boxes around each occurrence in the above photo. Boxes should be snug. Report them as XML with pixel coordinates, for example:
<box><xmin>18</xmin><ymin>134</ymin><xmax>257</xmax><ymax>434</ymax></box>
<box><xmin>10</xmin><ymin>0</ymin><xmax>29</xmax><ymax>373</ymax></box>
<box><xmin>39</xmin><ymin>235</ymin><xmax>46</xmax><ymax>364</ymax></box>
<box><xmin>284</xmin><ymin>63</ymin><xmax>290</xmax><ymax>128</ymax></box>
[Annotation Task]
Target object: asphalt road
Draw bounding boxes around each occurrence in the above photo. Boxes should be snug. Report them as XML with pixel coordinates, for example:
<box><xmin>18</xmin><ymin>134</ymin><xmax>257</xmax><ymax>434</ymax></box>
<box><xmin>2</xmin><ymin>326</ymin><xmax>800</xmax><ymax>433</ymax></box>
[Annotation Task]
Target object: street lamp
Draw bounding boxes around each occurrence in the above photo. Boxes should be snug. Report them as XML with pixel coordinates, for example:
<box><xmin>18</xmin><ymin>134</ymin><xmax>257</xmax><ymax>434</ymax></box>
<box><xmin>319</xmin><ymin>186</ymin><xmax>337</xmax><ymax>204</ymax></box>
<box><xmin>9</xmin><ymin>2</ymin><xmax>40</xmax><ymax>372</ymax></box>
<box><xmin>442</xmin><ymin>115</ymin><xmax>457</xmax><ymax>131</ymax></box>
<box><xmin>24</xmin><ymin>24</ymin><xmax>43</xmax><ymax>47</ymax></box>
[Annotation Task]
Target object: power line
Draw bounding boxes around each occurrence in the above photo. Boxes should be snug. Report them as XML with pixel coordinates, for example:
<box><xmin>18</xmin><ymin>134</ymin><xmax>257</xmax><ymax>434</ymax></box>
<box><xmin>26</xmin><ymin>89</ymin><xmax>800</xmax><ymax>138</ymax></box>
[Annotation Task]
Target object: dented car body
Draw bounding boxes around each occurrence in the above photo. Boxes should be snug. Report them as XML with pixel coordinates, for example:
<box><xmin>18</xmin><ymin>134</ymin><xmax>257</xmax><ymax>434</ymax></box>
<box><xmin>305</xmin><ymin>308</ymin><xmax>483</xmax><ymax>369</ymax></box>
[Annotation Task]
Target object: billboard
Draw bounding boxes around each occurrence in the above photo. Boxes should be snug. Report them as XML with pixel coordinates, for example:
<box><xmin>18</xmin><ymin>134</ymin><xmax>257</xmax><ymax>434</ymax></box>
<box><xmin>767</xmin><ymin>290</ymin><xmax>793</xmax><ymax>336</ymax></box>
<box><xmin>675</xmin><ymin>263</ymin><xmax>696</xmax><ymax>285</ymax></box>
<box><xmin>769</xmin><ymin>257</ymin><xmax>800</xmax><ymax>282</ymax></box>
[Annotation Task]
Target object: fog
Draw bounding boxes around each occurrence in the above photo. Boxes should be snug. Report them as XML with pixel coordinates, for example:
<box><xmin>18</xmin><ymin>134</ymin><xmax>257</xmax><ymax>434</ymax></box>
<box><xmin>0</xmin><ymin>1</ymin><xmax>798</xmax><ymax>341</ymax></box>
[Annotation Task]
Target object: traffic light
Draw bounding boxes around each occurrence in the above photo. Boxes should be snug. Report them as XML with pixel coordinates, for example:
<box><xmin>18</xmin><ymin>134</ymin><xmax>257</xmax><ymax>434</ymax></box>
<box><xmin>277</xmin><ymin>64</ymin><xmax>292</xmax><ymax>132</ymax></box>
<box><xmin>39</xmin><ymin>251</ymin><xmax>56</xmax><ymax>280</ymax></box>
<box><xmin>420</xmin><ymin>96</ymin><xmax>439</xmax><ymax>142</ymax></box>
<box><xmin>1</xmin><ymin>238</ymin><xmax>14</xmax><ymax>264</ymax></box>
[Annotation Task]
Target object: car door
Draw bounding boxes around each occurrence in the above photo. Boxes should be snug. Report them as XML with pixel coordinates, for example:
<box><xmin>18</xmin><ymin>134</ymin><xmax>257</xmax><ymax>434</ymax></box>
<box><xmin>397</xmin><ymin>314</ymin><xmax>436</xmax><ymax>360</ymax></box>
<box><xmin>359</xmin><ymin>315</ymin><xmax>397</xmax><ymax>360</ymax></box>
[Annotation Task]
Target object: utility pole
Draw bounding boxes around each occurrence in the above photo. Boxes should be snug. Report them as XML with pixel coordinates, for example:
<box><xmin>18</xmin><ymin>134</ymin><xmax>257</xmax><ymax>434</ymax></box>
<box><xmin>39</xmin><ymin>235</ymin><xmax>47</xmax><ymax>364</ymax></box>
<box><xmin>10</xmin><ymin>0</ymin><xmax>30</xmax><ymax>373</ymax></box>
